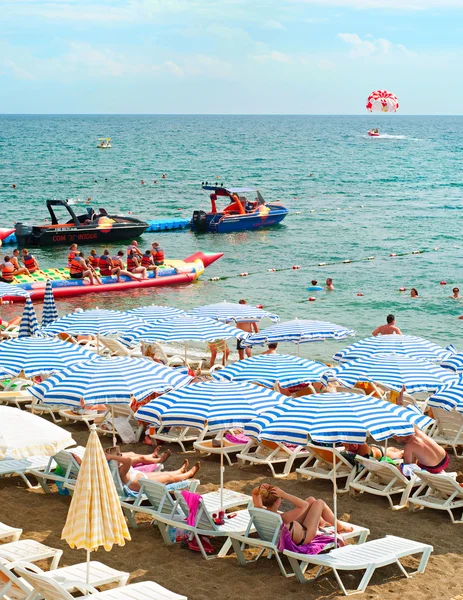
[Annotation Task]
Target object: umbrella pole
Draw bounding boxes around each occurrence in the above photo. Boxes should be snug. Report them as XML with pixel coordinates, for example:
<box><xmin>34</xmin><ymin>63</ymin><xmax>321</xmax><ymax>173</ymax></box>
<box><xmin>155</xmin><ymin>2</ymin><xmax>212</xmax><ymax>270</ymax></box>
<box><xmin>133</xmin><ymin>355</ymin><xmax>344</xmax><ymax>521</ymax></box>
<box><xmin>97</xmin><ymin>333</ymin><xmax>100</xmax><ymax>356</ymax></box>
<box><xmin>297</xmin><ymin>344</ymin><xmax>300</xmax><ymax>357</ymax></box>
<box><xmin>332</xmin><ymin>443</ymin><xmax>338</xmax><ymax>548</ymax></box>
<box><xmin>220</xmin><ymin>430</ymin><xmax>224</xmax><ymax>512</ymax></box>
<box><xmin>111</xmin><ymin>405</ymin><xmax>116</xmax><ymax>447</ymax></box>
<box><xmin>86</xmin><ymin>549</ymin><xmax>91</xmax><ymax>583</ymax></box>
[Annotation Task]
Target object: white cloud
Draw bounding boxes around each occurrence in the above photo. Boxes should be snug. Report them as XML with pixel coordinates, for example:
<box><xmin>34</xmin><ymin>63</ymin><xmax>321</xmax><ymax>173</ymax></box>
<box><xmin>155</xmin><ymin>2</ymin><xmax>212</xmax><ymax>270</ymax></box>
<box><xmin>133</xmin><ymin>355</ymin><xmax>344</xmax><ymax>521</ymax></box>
<box><xmin>291</xmin><ymin>0</ymin><xmax>463</xmax><ymax>9</ymax></box>
<box><xmin>252</xmin><ymin>50</ymin><xmax>292</xmax><ymax>63</ymax></box>
<box><xmin>263</xmin><ymin>19</ymin><xmax>286</xmax><ymax>29</ymax></box>
<box><xmin>164</xmin><ymin>60</ymin><xmax>184</xmax><ymax>76</ymax></box>
<box><xmin>304</xmin><ymin>17</ymin><xmax>329</xmax><ymax>22</ymax></box>
<box><xmin>338</xmin><ymin>33</ymin><xmax>413</xmax><ymax>57</ymax></box>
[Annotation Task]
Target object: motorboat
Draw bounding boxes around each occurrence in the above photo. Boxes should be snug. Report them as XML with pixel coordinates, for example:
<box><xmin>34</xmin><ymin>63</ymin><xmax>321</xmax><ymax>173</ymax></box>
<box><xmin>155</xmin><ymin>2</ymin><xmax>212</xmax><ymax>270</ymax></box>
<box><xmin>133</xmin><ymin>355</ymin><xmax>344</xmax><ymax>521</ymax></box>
<box><xmin>191</xmin><ymin>185</ymin><xmax>289</xmax><ymax>233</ymax></box>
<box><xmin>368</xmin><ymin>129</ymin><xmax>380</xmax><ymax>137</ymax></box>
<box><xmin>97</xmin><ymin>137</ymin><xmax>112</xmax><ymax>148</ymax></box>
<box><xmin>15</xmin><ymin>199</ymin><xmax>148</xmax><ymax>246</ymax></box>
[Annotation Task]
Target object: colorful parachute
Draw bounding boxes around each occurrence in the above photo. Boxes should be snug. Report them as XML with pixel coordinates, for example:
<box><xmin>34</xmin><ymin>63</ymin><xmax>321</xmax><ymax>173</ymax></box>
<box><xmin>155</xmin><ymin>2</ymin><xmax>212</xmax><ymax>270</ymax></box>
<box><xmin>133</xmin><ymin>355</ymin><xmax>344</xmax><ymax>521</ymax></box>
<box><xmin>366</xmin><ymin>90</ymin><xmax>399</xmax><ymax>113</ymax></box>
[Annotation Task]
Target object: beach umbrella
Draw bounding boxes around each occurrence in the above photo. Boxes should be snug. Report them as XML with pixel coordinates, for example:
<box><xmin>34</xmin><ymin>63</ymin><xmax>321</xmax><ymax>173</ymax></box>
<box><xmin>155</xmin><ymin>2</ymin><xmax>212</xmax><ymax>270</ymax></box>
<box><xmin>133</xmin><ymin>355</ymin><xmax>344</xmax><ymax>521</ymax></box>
<box><xmin>0</xmin><ymin>406</ymin><xmax>74</xmax><ymax>459</ymax></box>
<box><xmin>62</xmin><ymin>426</ymin><xmax>130</xmax><ymax>582</ymax></box>
<box><xmin>30</xmin><ymin>356</ymin><xmax>192</xmax><ymax>407</ymax></box>
<box><xmin>128</xmin><ymin>304</ymin><xmax>186</xmax><ymax>323</ymax></box>
<box><xmin>135</xmin><ymin>380</ymin><xmax>285</xmax><ymax>509</ymax></box>
<box><xmin>323</xmin><ymin>353</ymin><xmax>457</xmax><ymax>394</ymax></box>
<box><xmin>18</xmin><ymin>297</ymin><xmax>39</xmax><ymax>338</ymax></box>
<box><xmin>243</xmin><ymin>319</ymin><xmax>355</xmax><ymax>355</ymax></box>
<box><xmin>245</xmin><ymin>392</ymin><xmax>432</xmax><ymax>544</ymax></box>
<box><xmin>41</xmin><ymin>280</ymin><xmax>59</xmax><ymax>327</ymax></box>
<box><xmin>187</xmin><ymin>301</ymin><xmax>279</xmax><ymax>323</ymax></box>
<box><xmin>213</xmin><ymin>353</ymin><xmax>329</xmax><ymax>389</ymax></box>
<box><xmin>441</xmin><ymin>353</ymin><xmax>463</xmax><ymax>374</ymax></box>
<box><xmin>0</xmin><ymin>337</ymin><xmax>96</xmax><ymax>377</ymax></box>
<box><xmin>334</xmin><ymin>335</ymin><xmax>455</xmax><ymax>364</ymax></box>
<box><xmin>0</xmin><ymin>283</ymin><xmax>29</xmax><ymax>298</ymax></box>
<box><xmin>428</xmin><ymin>377</ymin><xmax>463</xmax><ymax>414</ymax></box>
<box><xmin>41</xmin><ymin>308</ymin><xmax>147</xmax><ymax>336</ymax></box>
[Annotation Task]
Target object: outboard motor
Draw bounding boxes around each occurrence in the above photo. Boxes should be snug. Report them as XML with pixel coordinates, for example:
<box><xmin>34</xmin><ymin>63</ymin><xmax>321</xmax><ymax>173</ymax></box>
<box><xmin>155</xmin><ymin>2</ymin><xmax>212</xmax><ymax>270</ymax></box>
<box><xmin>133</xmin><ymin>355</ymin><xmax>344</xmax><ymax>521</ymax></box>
<box><xmin>15</xmin><ymin>222</ymin><xmax>33</xmax><ymax>245</ymax></box>
<box><xmin>191</xmin><ymin>210</ymin><xmax>210</xmax><ymax>233</ymax></box>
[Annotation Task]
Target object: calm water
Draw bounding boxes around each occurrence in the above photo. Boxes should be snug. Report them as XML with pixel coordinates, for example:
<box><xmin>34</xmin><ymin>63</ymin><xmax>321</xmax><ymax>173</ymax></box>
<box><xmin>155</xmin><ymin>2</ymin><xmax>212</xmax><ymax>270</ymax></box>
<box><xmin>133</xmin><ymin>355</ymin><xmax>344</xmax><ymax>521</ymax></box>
<box><xmin>0</xmin><ymin>115</ymin><xmax>462</xmax><ymax>360</ymax></box>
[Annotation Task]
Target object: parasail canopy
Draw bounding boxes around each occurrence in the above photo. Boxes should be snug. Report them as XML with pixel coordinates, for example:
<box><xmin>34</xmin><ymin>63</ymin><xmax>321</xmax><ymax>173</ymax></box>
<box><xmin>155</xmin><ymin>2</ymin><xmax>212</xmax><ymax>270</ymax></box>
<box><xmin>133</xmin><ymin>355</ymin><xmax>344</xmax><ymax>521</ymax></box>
<box><xmin>366</xmin><ymin>90</ymin><xmax>399</xmax><ymax>113</ymax></box>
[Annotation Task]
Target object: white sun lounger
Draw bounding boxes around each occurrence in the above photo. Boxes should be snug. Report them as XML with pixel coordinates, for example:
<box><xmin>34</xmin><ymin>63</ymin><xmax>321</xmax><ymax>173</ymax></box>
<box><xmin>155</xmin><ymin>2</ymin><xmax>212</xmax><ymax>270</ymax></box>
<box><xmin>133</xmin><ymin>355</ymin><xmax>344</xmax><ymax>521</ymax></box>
<box><xmin>0</xmin><ymin>456</ymin><xmax>53</xmax><ymax>488</ymax></box>
<box><xmin>0</xmin><ymin>522</ymin><xmax>22</xmax><ymax>542</ymax></box>
<box><xmin>0</xmin><ymin>559</ymin><xmax>129</xmax><ymax>600</ymax></box>
<box><xmin>349</xmin><ymin>456</ymin><xmax>420</xmax><ymax>510</ymax></box>
<box><xmin>27</xmin><ymin>396</ymin><xmax>63</xmax><ymax>423</ymax></box>
<box><xmin>229</xmin><ymin>507</ymin><xmax>370</xmax><ymax>578</ymax></box>
<box><xmin>28</xmin><ymin>448</ymin><xmax>84</xmax><ymax>494</ymax></box>
<box><xmin>150</xmin><ymin>426</ymin><xmax>213</xmax><ymax>453</ymax></box>
<box><xmin>98</xmin><ymin>336</ymin><xmax>143</xmax><ymax>358</ymax></box>
<box><xmin>193</xmin><ymin>436</ymin><xmax>249</xmax><ymax>466</ymax></box>
<box><xmin>0</xmin><ymin>389</ymin><xmax>34</xmax><ymax>410</ymax></box>
<box><xmin>409</xmin><ymin>471</ymin><xmax>463</xmax><ymax>523</ymax></box>
<box><xmin>0</xmin><ymin>539</ymin><xmax>63</xmax><ymax>570</ymax></box>
<box><xmin>237</xmin><ymin>441</ymin><xmax>313</xmax><ymax>478</ymax></box>
<box><xmin>94</xmin><ymin>405</ymin><xmax>144</xmax><ymax>442</ymax></box>
<box><xmin>429</xmin><ymin>408</ymin><xmax>463</xmax><ymax>456</ymax></box>
<box><xmin>283</xmin><ymin>535</ymin><xmax>433</xmax><ymax>595</ymax></box>
<box><xmin>296</xmin><ymin>443</ymin><xmax>356</xmax><ymax>493</ymax></box>
<box><xmin>15</xmin><ymin>565</ymin><xmax>187</xmax><ymax>600</ymax></box>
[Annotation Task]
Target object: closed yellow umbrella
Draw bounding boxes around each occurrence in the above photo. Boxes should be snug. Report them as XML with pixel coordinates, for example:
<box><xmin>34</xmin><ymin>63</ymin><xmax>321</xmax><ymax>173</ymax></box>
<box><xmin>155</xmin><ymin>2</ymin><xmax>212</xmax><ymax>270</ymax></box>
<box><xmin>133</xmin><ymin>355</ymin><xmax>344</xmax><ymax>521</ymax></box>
<box><xmin>62</xmin><ymin>425</ymin><xmax>130</xmax><ymax>580</ymax></box>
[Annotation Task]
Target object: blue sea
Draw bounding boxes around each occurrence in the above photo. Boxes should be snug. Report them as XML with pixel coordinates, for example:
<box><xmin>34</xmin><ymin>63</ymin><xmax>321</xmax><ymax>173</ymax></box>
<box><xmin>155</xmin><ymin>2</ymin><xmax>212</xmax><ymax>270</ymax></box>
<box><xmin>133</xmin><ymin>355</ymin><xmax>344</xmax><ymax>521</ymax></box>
<box><xmin>1</xmin><ymin>115</ymin><xmax>462</xmax><ymax>360</ymax></box>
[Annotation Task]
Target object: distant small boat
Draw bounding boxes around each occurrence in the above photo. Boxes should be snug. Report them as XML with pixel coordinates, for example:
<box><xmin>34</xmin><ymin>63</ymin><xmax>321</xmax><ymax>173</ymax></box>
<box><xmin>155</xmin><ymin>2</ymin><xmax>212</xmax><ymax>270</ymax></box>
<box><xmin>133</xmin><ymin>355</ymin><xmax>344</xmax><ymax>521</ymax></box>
<box><xmin>368</xmin><ymin>130</ymin><xmax>380</xmax><ymax>137</ymax></box>
<box><xmin>97</xmin><ymin>137</ymin><xmax>112</xmax><ymax>149</ymax></box>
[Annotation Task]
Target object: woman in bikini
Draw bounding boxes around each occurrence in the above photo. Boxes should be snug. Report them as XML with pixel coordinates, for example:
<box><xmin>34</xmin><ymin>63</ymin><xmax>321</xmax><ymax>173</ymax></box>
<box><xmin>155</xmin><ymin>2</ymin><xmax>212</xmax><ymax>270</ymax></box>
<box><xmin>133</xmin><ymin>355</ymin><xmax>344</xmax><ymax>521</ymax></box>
<box><xmin>344</xmin><ymin>442</ymin><xmax>403</xmax><ymax>461</ymax></box>
<box><xmin>252</xmin><ymin>484</ymin><xmax>352</xmax><ymax>546</ymax></box>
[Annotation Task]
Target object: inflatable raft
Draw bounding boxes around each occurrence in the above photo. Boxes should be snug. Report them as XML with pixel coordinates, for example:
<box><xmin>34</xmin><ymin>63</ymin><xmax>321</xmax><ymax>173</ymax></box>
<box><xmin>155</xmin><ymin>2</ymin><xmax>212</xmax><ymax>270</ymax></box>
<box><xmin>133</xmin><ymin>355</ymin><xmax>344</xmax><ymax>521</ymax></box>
<box><xmin>3</xmin><ymin>251</ymin><xmax>223</xmax><ymax>303</ymax></box>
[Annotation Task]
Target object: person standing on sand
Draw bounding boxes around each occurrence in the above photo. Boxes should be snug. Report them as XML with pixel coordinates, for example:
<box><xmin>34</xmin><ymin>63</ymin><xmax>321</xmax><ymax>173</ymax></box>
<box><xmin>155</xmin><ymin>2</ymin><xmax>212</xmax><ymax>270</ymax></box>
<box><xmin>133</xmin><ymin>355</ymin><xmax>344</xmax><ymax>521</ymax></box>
<box><xmin>236</xmin><ymin>299</ymin><xmax>259</xmax><ymax>360</ymax></box>
<box><xmin>372</xmin><ymin>314</ymin><xmax>402</xmax><ymax>336</ymax></box>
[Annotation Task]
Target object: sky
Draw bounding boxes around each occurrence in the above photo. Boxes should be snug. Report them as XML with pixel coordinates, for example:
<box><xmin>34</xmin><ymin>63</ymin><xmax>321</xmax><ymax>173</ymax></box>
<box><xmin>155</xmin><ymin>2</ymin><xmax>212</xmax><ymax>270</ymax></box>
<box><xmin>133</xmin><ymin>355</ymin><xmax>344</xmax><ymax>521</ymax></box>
<box><xmin>1</xmin><ymin>0</ymin><xmax>462</xmax><ymax>114</ymax></box>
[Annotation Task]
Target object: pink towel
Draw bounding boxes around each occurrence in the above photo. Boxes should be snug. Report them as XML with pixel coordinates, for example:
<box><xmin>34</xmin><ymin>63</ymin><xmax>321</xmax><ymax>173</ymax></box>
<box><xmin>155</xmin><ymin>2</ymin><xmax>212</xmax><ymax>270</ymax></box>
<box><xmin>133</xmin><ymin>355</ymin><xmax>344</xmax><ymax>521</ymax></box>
<box><xmin>133</xmin><ymin>463</ymin><xmax>161</xmax><ymax>473</ymax></box>
<box><xmin>181</xmin><ymin>490</ymin><xmax>201</xmax><ymax>526</ymax></box>
<box><xmin>224</xmin><ymin>432</ymin><xmax>250</xmax><ymax>444</ymax></box>
<box><xmin>278</xmin><ymin>524</ymin><xmax>336</xmax><ymax>555</ymax></box>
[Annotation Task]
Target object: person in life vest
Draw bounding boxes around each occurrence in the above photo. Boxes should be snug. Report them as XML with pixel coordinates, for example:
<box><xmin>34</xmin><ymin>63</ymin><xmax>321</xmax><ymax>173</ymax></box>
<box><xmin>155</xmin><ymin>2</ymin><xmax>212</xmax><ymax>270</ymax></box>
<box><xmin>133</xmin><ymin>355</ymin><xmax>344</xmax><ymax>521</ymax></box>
<box><xmin>141</xmin><ymin>249</ymin><xmax>159</xmax><ymax>278</ymax></box>
<box><xmin>127</xmin><ymin>240</ymin><xmax>142</xmax><ymax>259</ymax></box>
<box><xmin>110</xmin><ymin>250</ymin><xmax>141</xmax><ymax>281</ymax></box>
<box><xmin>87</xmin><ymin>249</ymin><xmax>99</xmax><ymax>269</ymax></box>
<box><xmin>127</xmin><ymin>251</ymin><xmax>148</xmax><ymax>278</ymax></box>
<box><xmin>0</xmin><ymin>256</ymin><xmax>16</xmax><ymax>283</ymax></box>
<box><xmin>20</xmin><ymin>248</ymin><xmax>40</xmax><ymax>274</ymax></box>
<box><xmin>69</xmin><ymin>251</ymin><xmax>101</xmax><ymax>285</ymax></box>
<box><xmin>68</xmin><ymin>243</ymin><xmax>78</xmax><ymax>267</ymax></box>
<box><xmin>10</xmin><ymin>248</ymin><xmax>30</xmax><ymax>276</ymax></box>
<box><xmin>151</xmin><ymin>242</ymin><xmax>165</xmax><ymax>265</ymax></box>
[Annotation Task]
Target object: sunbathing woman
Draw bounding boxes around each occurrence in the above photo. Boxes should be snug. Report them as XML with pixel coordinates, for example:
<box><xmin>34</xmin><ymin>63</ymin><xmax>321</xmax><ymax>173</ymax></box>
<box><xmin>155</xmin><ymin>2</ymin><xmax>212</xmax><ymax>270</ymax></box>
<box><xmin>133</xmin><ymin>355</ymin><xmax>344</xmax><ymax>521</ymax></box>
<box><xmin>252</xmin><ymin>484</ymin><xmax>352</xmax><ymax>546</ymax></box>
<box><xmin>344</xmin><ymin>442</ymin><xmax>403</xmax><ymax>461</ymax></box>
<box><xmin>106</xmin><ymin>446</ymin><xmax>172</xmax><ymax>467</ymax></box>
<box><xmin>105</xmin><ymin>453</ymin><xmax>200</xmax><ymax>492</ymax></box>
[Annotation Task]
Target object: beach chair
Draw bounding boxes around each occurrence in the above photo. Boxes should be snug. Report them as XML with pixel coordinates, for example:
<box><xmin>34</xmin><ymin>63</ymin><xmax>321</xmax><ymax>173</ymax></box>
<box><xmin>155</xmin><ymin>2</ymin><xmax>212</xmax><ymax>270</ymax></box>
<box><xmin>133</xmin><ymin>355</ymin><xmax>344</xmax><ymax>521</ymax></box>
<box><xmin>95</xmin><ymin>405</ymin><xmax>144</xmax><ymax>443</ymax></box>
<box><xmin>0</xmin><ymin>389</ymin><xmax>34</xmax><ymax>410</ymax></box>
<box><xmin>283</xmin><ymin>535</ymin><xmax>433</xmax><ymax>595</ymax></box>
<box><xmin>151</xmin><ymin>425</ymin><xmax>213</xmax><ymax>453</ymax></box>
<box><xmin>429</xmin><ymin>408</ymin><xmax>463</xmax><ymax>456</ymax></box>
<box><xmin>58</xmin><ymin>407</ymin><xmax>105</xmax><ymax>427</ymax></box>
<box><xmin>409</xmin><ymin>471</ymin><xmax>463</xmax><ymax>523</ymax></box>
<box><xmin>98</xmin><ymin>336</ymin><xmax>143</xmax><ymax>358</ymax></box>
<box><xmin>0</xmin><ymin>539</ymin><xmax>63</xmax><ymax>569</ymax></box>
<box><xmin>0</xmin><ymin>456</ymin><xmax>52</xmax><ymax>488</ymax></box>
<box><xmin>26</xmin><ymin>396</ymin><xmax>63</xmax><ymax>423</ymax></box>
<box><xmin>28</xmin><ymin>449</ymin><xmax>82</xmax><ymax>494</ymax></box>
<box><xmin>229</xmin><ymin>507</ymin><xmax>370</xmax><ymax>577</ymax></box>
<box><xmin>193</xmin><ymin>433</ymin><xmax>250</xmax><ymax>466</ymax></box>
<box><xmin>0</xmin><ymin>559</ymin><xmax>129</xmax><ymax>600</ymax></box>
<box><xmin>296</xmin><ymin>443</ymin><xmax>355</xmax><ymax>493</ymax></box>
<box><xmin>349</xmin><ymin>456</ymin><xmax>419</xmax><ymax>510</ymax></box>
<box><xmin>237</xmin><ymin>440</ymin><xmax>313</xmax><ymax>478</ymax></box>
<box><xmin>0</xmin><ymin>522</ymin><xmax>22</xmax><ymax>542</ymax></box>
<box><xmin>0</xmin><ymin>323</ymin><xmax>20</xmax><ymax>340</ymax></box>
<box><xmin>14</xmin><ymin>565</ymin><xmax>187</xmax><ymax>600</ymax></box>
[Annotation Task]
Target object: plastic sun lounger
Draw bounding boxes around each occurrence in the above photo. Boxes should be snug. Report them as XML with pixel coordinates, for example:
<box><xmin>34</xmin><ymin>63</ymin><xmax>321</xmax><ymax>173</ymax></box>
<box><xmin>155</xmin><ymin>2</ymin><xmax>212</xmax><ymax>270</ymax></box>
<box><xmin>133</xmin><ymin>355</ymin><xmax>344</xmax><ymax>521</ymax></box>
<box><xmin>0</xmin><ymin>456</ymin><xmax>53</xmax><ymax>488</ymax></box>
<box><xmin>193</xmin><ymin>436</ymin><xmax>249</xmax><ymax>466</ymax></box>
<box><xmin>15</xmin><ymin>565</ymin><xmax>187</xmax><ymax>600</ymax></box>
<box><xmin>283</xmin><ymin>535</ymin><xmax>433</xmax><ymax>595</ymax></box>
<box><xmin>27</xmin><ymin>397</ymin><xmax>64</xmax><ymax>423</ymax></box>
<box><xmin>429</xmin><ymin>408</ymin><xmax>463</xmax><ymax>457</ymax></box>
<box><xmin>0</xmin><ymin>559</ymin><xmax>129</xmax><ymax>600</ymax></box>
<box><xmin>349</xmin><ymin>456</ymin><xmax>420</xmax><ymax>510</ymax></box>
<box><xmin>28</xmin><ymin>448</ymin><xmax>84</xmax><ymax>494</ymax></box>
<box><xmin>0</xmin><ymin>539</ymin><xmax>63</xmax><ymax>570</ymax></box>
<box><xmin>151</xmin><ymin>426</ymin><xmax>214</xmax><ymax>453</ymax></box>
<box><xmin>98</xmin><ymin>336</ymin><xmax>143</xmax><ymax>358</ymax></box>
<box><xmin>229</xmin><ymin>507</ymin><xmax>370</xmax><ymax>578</ymax></box>
<box><xmin>0</xmin><ymin>389</ymin><xmax>34</xmax><ymax>410</ymax></box>
<box><xmin>409</xmin><ymin>471</ymin><xmax>463</xmax><ymax>523</ymax></box>
<box><xmin>237</xmin><ymin>440</ymin><xmax>313</xmax><ymax>478</ymax></box>
<box><xmin>95</xmin><ymin>405</ymin><xmax>144</xmax><ymax>441</ymax></box>
<box><xmin>296</xmin><ymin>443</ymin><xmax>356</xmax><ymax>493</ymax></box>
<box><xmin>0</xmin><ymin>522</ymin><xmax>22</xmax><ymax>542</ymax></box>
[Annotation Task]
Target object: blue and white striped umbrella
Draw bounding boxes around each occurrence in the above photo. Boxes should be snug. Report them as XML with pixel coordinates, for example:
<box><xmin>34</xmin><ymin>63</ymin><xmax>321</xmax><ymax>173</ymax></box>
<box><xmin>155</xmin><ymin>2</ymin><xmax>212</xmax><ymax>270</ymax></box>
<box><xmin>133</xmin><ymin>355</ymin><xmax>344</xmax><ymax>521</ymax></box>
<box><xmin>244</xmin><ymin>392</ymin><xmax>433</xmax><ymax>445</ymax></box>
<box><xmin>41</xmin><ymin>308</ymin><xmax>147</xmax><ymax>336</ymax></box>
<box><xmin>323</xmin><ymin>353</ymin><xmax>457</xmax><ymax>393</ymax></box>
<box><xmin>0</xmin><ymin>283</ymin><xmax>29</xmax><ymax>298</ymax></box>
<box><xmin>213</xmin><ymin>354</ymin><xmax>329</xmax><ymax>389</ymax></box>
<box><xmin>441</xmin><ymin>353</ymin><xmax>463</xmax><ymax>374</ymax></box>
<box><xmin>187</xmin><ymin>301</ymin><xmax>279</xmax><ymax>323</ymax></box>
<box><xmin>18</xmin><ymin>297</ymin><xmax>39</xmax><ymax>338</ymax></box>
<box><xmin>41</xmin><ymin>280</ymin><xmax>59</xmax><ymax>327</ymax></box>
<box><xmin>122</xmin><ymin>316</ymin><xmax>248</xmax><ymax>345</ymax></box>
<box><xmin>334</xmin><ymin>335</ymin><xmax>455</xmax><ymax>364</ymax></box>
<box><xmin>128</xmin><ymin>305</ymin><xmax>186</xmax><ymax>323</ymax></box>
<box><xmin>30</xmin><ymin>356</ymin><xmax>192</xmax><ymax>406</ymax></box>
<box><xmin>243</xmin><ymin>319</ymin><xmax>355</xmax><ymax>347</ymax></box>
<box><xmin>428</xmin><ymin>377</ymin><xmax>463</xmax><ymax>414</ymax></box>
<box><xmin>0</xmin><ymin>337</ymin><xmax>97</xmax><ymax>377</ymax></box>
<box><xmin>135</xmin><ymin>381</ymin><xmax>285</xmax><ymax>431</ymax></box>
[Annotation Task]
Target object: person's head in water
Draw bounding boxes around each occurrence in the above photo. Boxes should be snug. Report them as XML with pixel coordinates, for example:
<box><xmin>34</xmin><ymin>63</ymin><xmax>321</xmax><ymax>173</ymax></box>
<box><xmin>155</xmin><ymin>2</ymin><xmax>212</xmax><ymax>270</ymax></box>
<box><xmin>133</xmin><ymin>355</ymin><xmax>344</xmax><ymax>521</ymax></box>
<box><xmin>387</xmin><ymin>314</ymin><xmax>395</xmax><ymax>324</ymax></box>
<box><xmin>311</xmin><ymin>280</ymin><xmax>318</xmax><ymax>286</ymax></box>
<box><xmin>410</xmin><ymin>288</ymin><xmax>419</xmax><ymax>298</ymax></box>
<box><xmin>239</xmin><ymin>299</ymin><xmax>247</xmax><ymax>305</ymax></box>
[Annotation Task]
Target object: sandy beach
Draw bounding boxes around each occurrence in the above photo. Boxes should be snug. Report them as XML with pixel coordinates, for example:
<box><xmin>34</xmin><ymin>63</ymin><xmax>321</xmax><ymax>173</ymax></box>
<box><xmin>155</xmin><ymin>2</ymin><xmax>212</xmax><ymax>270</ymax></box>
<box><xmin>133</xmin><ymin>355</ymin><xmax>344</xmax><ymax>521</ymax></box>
<box><xmin>2</xmin><ymin>421</ymin><xmax>462</xmax><ymax>600</ymax></box>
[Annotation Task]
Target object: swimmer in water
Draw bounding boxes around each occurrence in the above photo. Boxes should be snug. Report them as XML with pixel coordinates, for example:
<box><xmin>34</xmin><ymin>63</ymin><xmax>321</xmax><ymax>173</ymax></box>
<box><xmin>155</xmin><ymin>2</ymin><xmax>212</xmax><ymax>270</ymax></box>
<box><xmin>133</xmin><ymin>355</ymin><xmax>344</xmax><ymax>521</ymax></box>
<box><xmin>451</xmin><ymin>287</ymin><xmax>461</xmax><ymax>299</ymax></box>
<box><xmin>326</xmin><ymin>278</ymin><xmax>334</xmax><ymax>291</ymax></box>
<box><xmin>410</xmin><ymin>288</ymin><xmax>419</xmax><ymax>298</ymax></box>
<box><xmin>310</xmin><ymin>280</ymin><xmax>318</xmax><ymax>287</ymax></box>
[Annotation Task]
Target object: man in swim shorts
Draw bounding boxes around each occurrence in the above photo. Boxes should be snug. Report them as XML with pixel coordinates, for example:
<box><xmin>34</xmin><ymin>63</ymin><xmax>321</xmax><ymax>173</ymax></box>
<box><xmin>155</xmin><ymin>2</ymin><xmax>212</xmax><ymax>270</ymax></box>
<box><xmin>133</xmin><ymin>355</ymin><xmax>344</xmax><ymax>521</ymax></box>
<box><xmin>235</xmin><ymin>299</ymin><xmax>259</xmax><ymax>360</ymax></box>
<box><xmin>394</xmin><ymin>427</ymin><xmax>450</xmax><ymax>474</ymax></box>
<box><xmin>372</xmin><ymin>314</ymin><xmax>402</xmax><ymax>336</ymax></box>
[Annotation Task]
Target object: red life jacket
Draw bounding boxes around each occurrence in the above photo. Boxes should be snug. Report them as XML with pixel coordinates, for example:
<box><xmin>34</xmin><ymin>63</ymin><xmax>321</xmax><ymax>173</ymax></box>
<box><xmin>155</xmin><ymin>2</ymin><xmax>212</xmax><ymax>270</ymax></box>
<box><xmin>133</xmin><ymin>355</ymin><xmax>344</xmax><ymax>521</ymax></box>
<box><xmin>99</xmin><ymin>255</ymin><xmax>112</xmax><ymax>275</ymax></box>
<box><xmin>88</xmin><ymin>255</ymin><xmax>99</xmax><ymax>268</ymax></box>
<box><xmin>152</xmin><ymin>248</ymin><xmax>164</xmax><ymax>263</ymax></box>
<box><xmin>141</xmin><ymin>254</ymin><xmax>152</xmax><ymax>267</ymax></box>
<box><xmin>22</xmin><ymin>254</ymin><xmax>37</xmax><ymax>272</ymax></box>
<box><xmin>1</xmin><ymin>262</ymin><xmax>15</xmax><ymax>282</ymax></box>
<box><xmin>127</xmin><ymin>253</ymin><xmax>136</xmax><ymax>272</ymax></box>
<box><xmin>69</xmin><ymin>258</ymin><xmax>85</xmax><ymax>274</ymax></box>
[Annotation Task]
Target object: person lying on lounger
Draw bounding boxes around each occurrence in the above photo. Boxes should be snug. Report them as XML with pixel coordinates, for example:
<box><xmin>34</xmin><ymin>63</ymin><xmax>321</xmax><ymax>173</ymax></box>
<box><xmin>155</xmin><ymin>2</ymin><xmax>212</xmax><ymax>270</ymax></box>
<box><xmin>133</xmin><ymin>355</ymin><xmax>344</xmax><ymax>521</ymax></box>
<box><xmin>344</xmin><ymin>442</ymin><xmax>403</xmax><ymax>461</ymax></box>
<box><xmin>393</xmin><ymin>427</ymin><xmax>449</xmax><ymax>474</ymax></box>
<box><xmin>105</xmin><ymin>445</ymin><xmax>172</xmax><ymax>466</ymax></box>
<box><xmin>252</xmin><ymin>484</ymin><xmax>352</xmax><ymax>546</ymax></box>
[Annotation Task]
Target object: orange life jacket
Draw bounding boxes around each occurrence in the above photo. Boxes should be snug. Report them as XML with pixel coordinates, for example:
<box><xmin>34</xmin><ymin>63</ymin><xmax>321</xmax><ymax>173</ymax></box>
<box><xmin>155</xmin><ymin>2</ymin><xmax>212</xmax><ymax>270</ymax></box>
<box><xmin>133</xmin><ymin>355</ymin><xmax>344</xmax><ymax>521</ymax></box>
<box><xmin>69</xmin><ymin>257</ymin><xmax>85</xmax><ymax>274</ymax></box>
<box><xmin>141</xmin><ymin>254</ymin><xmax>152</xmax><ymax>267</ymax></box>
<box><xmin>22</xmin><ymin>254</ymin><xmax>37</xmax><ymax>272</ymax></box>
<box><xmin>98</xmin><ymin>255</ymin><xmax>112</xmax><ymax>275</ymax></box>
<box><xmin>1</xmin><ymin>262</ymin><xmax>15</xmax><ymax>282</ymax></box>
<box><xmin>68</xmin><ymin>250</ymin><xmax>77</xmax><ymax>266</ymax></box>
<box><xmin>127</xmin><ymin>253</ymin><xmax>136</xmax><ymax>272</ymax></box>
<box><xmin>152</xmin><ymin>248</ymin><xmax>164</xmax><ymax>263</ymax></box>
